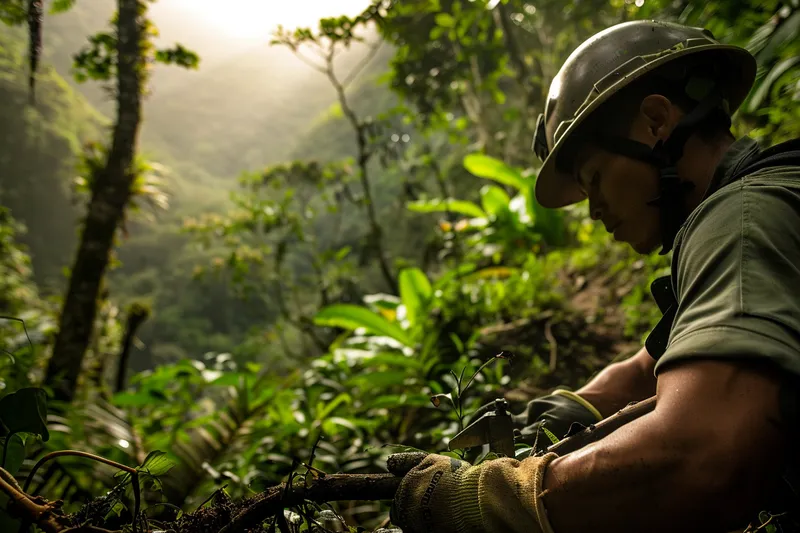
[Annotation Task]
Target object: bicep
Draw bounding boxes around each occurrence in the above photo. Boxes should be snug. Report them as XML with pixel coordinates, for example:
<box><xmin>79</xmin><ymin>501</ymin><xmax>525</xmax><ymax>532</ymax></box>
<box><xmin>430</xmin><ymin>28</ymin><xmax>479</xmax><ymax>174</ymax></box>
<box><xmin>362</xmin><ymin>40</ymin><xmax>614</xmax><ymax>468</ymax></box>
<box><xmin>655</xmin><ymin>358</ymin><xmax>789</xmax><ymax>517</ymax></box>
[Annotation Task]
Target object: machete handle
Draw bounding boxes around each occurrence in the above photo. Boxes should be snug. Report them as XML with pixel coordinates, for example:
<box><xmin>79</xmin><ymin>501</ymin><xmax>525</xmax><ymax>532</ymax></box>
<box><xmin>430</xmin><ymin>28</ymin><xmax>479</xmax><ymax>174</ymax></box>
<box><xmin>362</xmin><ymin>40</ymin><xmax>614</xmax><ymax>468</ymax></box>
<box><xmin>546</xmin><ymin>396</ymin><xmax>657</xmax><ymax>456</ymax></box>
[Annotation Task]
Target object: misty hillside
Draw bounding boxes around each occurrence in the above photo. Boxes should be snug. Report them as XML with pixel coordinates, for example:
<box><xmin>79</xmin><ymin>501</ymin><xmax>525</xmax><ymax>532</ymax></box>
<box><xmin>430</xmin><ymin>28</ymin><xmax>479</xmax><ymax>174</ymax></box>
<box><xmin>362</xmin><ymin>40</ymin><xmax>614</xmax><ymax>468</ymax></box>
<box><xmin>41</xmin><ymin>0</ymin><xmax>395</xmax><ymax>181</ymax></box>
<box><xmin>0</xmin><ymin>30</ymin><xmax>106</xmax><ymax>285</ymax></box>
<box><xmin>0</xmin><ymin>1</ymin><xmax>404</xmax><ymax>365</ymax></box>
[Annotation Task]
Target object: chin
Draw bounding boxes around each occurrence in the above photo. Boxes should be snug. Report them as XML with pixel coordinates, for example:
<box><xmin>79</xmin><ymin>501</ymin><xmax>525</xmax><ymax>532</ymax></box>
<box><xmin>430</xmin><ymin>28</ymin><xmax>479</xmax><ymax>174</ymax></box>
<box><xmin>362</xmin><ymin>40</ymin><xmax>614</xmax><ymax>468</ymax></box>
<box><xmin>629</xmin><ymin>239</ymin><xmax>659</xmax><ymax>255</ymax></box>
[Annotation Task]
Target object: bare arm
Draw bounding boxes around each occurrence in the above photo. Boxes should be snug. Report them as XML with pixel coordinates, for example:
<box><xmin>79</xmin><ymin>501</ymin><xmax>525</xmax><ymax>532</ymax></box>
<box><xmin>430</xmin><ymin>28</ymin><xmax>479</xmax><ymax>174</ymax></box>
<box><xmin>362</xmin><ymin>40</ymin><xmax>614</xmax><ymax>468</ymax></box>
<box><xmin>574</xmin><ymin>346</ymin><xmax>657</xmax><ymax>417</ymax></box>
<box><xmin>541</xmin><ymin>359</ymin><xmax>789</xmax><ymax>533</ymax></box>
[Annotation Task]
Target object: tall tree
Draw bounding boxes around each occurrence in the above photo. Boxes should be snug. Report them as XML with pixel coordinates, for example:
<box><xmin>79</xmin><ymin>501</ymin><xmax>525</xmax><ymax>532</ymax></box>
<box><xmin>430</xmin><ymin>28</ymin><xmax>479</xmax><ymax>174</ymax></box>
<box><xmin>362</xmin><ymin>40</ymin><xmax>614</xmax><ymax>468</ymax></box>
<box><xmin>43</xmin><ymin>0</ymin><xmax>198</xmax><ymax>403</ymax></box>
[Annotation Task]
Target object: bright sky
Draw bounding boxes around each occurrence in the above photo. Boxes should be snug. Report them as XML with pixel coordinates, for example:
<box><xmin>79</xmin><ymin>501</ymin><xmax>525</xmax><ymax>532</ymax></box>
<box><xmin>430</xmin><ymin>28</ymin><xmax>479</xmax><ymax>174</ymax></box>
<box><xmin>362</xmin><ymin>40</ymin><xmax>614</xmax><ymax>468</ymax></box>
<box><xmin>168</xmin><ymin>0</ymin><xmax>373</xmax><ymax>42</ymax></box>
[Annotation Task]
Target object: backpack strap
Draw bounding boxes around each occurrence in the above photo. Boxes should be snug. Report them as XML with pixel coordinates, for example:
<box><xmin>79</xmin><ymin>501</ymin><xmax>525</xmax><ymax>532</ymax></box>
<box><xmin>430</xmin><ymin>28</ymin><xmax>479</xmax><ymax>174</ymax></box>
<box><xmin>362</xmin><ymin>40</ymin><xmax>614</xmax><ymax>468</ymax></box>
<box><xmin>732</xmin><ymin>137</ymin><xmax>800</xmax><ymax>181</ymax></box>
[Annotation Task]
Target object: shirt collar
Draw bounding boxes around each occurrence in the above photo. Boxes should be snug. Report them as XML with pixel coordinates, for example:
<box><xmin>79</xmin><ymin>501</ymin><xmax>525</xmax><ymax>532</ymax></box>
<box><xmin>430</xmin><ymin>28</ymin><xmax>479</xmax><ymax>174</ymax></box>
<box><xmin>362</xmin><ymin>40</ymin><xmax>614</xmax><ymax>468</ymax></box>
<box><xmin>702</xmin><ymin>136</ymin><xmax>762</xmax><ymax>199</ymax></box>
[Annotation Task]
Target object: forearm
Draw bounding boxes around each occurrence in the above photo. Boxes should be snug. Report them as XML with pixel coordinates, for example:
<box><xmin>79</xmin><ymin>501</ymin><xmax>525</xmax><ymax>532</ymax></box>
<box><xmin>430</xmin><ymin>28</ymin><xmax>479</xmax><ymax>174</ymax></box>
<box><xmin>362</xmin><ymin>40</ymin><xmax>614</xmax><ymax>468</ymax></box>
<box><xmin>541</xmin><ymin>360</ymin><xmax>787</xmax><ymax>533</ymax></box>
<box><xmin>575</xmin><ymin>346</ymin><xmax>656</xmax><ymax>417</ymax></box>
<box><xmin>541</xmin><ymin>408</ymin><xmax>723</xmax><ymax>532</ymax></box>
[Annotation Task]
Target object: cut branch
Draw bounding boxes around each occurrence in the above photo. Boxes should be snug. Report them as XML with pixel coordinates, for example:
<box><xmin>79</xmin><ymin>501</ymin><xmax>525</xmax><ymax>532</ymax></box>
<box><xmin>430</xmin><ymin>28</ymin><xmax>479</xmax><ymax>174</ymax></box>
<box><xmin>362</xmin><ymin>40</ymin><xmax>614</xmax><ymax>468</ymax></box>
<box><xmin>220</xmin><ymin>473</ymin><xmax>401</xmax><ymax>533</ymax></box>
<box><xmin>0</xmin><ymin>466</ymin><xmax>73</xmax><ymax>533</ymax></box>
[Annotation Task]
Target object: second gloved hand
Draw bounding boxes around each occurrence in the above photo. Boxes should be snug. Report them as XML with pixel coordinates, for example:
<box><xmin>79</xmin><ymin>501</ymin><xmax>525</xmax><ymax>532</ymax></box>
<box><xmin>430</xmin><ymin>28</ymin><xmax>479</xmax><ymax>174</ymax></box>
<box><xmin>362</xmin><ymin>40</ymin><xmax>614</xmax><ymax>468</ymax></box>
<box><xmin>512</xmin><ymin>390</ymin><xmax>603</xmax><ymax>450</ymax></box>
<box><xmin>390</xmin><ymin>452</ymin><xmax>558</xmax><ymax>533</ymax></box>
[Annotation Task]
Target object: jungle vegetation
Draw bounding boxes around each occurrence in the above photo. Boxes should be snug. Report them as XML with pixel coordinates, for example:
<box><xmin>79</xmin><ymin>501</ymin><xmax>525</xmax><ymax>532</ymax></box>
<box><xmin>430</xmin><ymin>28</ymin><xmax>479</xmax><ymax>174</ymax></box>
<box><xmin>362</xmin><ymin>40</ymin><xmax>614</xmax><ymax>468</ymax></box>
<box><xmin>0</xmin><ymin>0</ymin><xmax>798</xmax><ymax>531</ymax></box>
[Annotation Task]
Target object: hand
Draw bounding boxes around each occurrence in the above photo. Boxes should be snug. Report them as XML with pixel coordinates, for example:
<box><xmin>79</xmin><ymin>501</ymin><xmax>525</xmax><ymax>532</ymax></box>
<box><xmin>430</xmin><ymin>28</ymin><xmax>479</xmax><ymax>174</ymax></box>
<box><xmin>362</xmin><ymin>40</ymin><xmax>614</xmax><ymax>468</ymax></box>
<box><xmin>468</xmin><ymin>390</ymin><xmax>602</xmax><ymax>452</ymax></box>
<box><xmin>514</xmin><ymin>390</ymin><xmax>603</xmax><ymax>449</ymax></box>
<box><xmin>389</xmin><ymin>452</ymin><xmax>558</xmax><ymax>533</ymax></box>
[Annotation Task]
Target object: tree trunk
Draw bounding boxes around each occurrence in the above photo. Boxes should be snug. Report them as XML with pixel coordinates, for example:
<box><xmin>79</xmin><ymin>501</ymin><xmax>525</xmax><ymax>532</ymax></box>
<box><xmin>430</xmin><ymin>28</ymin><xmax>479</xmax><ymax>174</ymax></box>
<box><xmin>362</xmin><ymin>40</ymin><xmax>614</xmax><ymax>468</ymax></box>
<box><xmin>115</xmin><ymin>303</ymin><xmax>150</xmax><ymax>393</ymax></box>
<box><xmin>44</xmin><ymin>0</ymin><xmax>144</xmax><ymax>404</ymax></box>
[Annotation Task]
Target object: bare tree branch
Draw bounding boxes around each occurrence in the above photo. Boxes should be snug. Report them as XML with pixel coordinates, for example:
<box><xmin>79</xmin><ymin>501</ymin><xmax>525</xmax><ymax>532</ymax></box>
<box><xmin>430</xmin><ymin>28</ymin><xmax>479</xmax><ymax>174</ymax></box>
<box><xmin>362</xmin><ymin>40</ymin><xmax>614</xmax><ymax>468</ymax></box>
<box><xmin>219</xmin><ymin>473</ymin><xmax>402</xmax><ymax>533</ymax></box>
<box><xmin>342</xmin><ymin>40</ymin><xmax>384</xmax><ymax>88</ymax></box>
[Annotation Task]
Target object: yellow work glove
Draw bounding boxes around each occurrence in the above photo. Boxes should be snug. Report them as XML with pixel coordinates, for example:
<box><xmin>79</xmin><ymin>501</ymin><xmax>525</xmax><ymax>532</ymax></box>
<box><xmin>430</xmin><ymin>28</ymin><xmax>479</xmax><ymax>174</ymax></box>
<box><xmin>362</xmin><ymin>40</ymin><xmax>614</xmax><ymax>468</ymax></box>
<box><xmin>390</xmin><ymin>452</ymin><xmax>559</xmax><ymax>533</ymax></box>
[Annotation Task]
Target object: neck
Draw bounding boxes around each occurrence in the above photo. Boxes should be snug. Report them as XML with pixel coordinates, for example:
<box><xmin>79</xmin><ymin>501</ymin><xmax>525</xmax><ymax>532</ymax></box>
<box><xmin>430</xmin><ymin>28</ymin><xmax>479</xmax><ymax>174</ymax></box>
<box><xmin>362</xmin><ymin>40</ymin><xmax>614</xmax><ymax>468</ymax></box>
<box><xmin>677</xmin><ymin>133</ymin><xmax>735</xmax><ymax>212</ymax></box>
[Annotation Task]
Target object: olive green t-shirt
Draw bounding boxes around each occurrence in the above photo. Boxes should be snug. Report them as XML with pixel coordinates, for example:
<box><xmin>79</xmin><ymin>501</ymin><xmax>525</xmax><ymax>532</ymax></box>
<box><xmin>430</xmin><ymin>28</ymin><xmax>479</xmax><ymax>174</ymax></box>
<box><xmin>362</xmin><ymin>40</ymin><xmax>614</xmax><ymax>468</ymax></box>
<box><xmin>653</xmin><ymin>137</ymin><xmax>800</xmax><ymax>378</ymax></box>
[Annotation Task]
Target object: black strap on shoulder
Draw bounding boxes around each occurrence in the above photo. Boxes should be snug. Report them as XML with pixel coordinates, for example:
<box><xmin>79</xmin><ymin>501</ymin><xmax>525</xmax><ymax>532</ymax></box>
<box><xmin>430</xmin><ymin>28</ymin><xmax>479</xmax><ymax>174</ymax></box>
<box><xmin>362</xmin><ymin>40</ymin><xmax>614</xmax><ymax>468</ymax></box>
<box><xmin>732</xmin><ymin>138</ymin><xmax>800</xmax><ymax>181</ymax></box>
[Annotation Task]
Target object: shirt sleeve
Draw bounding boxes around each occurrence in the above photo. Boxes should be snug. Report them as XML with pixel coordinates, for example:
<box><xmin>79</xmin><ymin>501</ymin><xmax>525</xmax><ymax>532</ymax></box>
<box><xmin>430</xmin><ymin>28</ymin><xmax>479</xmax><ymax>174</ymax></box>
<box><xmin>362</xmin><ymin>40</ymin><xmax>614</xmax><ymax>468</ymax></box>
<box><xmin>653</xmin><ymin>178</ymin><xmax>800</xmax><ymax>378</ymax></box>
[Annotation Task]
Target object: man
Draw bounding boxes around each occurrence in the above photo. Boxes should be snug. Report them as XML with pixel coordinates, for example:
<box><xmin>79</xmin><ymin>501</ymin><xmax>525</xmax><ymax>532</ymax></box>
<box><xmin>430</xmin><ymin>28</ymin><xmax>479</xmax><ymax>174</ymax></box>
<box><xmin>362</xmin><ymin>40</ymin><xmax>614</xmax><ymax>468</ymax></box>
<box><xmin>389</xmin><ymin>20</ymin><xmax>800</xmax><ymax>533</ymax></box>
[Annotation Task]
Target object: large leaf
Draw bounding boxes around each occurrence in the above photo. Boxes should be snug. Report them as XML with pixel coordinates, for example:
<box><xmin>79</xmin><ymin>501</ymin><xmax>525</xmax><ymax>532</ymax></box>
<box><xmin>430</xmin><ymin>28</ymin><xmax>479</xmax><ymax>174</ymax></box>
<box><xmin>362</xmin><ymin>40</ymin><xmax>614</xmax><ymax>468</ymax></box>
<box><xmin>747</xmin><ymin>56</ymin><xmax>800</xmax><ymax>112</ymax></box>
<box><xmin>314</xmin><ymin>305</ymin><xmax>413</xmax><ymax>347</ymax></box>
<box><xmin>0</xmin><ymin>388</ymin><xmax>49</xmax><ymax>441</ymax></box>
<box><xmin>755</xmin><ymin>10</ymin><xmax>800</xmax><ymax>66</ymax></box>
<box><xmin>480</xmin><ymin>185</ymin><xmax>511</xmax><ymax>217</ymax></box>
<box><xmin>346</xmin><ymin>371</ymin><xmax>411</xmax><ymax>389</ymax></box>
<box><xmin>362</xmin><ymin>293</ymin><xmax>401</xmax><ymax>320</ymax></box>
<box><xmin>435</xmin><ymin>13</ymin><xmax>455</xmax><ymax>27</ymax></box>
<box><xmin>362</xmin><ymin>293</ymin><xmax>401</xmax><ymax>310</ymax></box>
<box><xmin>407</xmin><ymin>198</ymin><xmax>486</xmax><ymax>218</ymax></box>
<box><xmin>463</xmin><ymin>154</ymin><xmax>530</xmax><ymax>191</ymax></box>
<box><xmin>0</xmin><ymin>434</ymin><xmax>25</xmax><ymax>476</ymax></box>
<box><xmin>398</xmin><ymin>268</ymin><xmax>433</xmax><ymax>327</ymax></box>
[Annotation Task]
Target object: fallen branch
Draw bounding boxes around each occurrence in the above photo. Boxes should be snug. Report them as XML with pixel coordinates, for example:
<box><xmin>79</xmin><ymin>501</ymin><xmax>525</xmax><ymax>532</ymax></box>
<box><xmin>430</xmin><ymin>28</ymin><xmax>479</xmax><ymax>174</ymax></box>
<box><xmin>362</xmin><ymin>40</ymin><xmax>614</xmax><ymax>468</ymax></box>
<box><xmin>0</xmin><ymin>466</ymin><xmax>74</xmax><ymax>533</ymax></box>
<box><xmin>0</xmin><ymin>400</ymin><xmax>661</xmax><ymax>533</ymax></box>
<box><xmin>219</xmin><ymin>473</ymin><xmax>402</xmax><ymax>533</ymax></box>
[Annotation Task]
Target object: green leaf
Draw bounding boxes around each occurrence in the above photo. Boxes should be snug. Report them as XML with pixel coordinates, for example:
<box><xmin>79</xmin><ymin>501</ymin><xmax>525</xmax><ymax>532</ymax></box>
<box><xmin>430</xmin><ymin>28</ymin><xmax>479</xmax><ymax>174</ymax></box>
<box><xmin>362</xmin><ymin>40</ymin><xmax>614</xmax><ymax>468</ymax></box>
<box><xmin>463</xmin><ymin>154</ymin><xmax>529</xmax><ymax>191</ymax></box>
<box><xmin>141</xmin><ymin>450</ymin><xmax>176</xmax><ymax>477</ymax></box>
<box><xmin>115</xmin><ymin>450</ymin><xmax>176</xmax><ymax>487</ymax></box>
<box><xmin>362</xmin><ymin>293</ymin><xmax>401</xmax><ymax>311</ymax></box>
<box><xmin>112</xmin><ymin>391</ymin><xmax>160</xmax><ymax>407</ymax></box>
<box><xmin>0</xmin><ymin>434</ymin><xmax>25</xmax><ymax>476</ymax></box>
<box><xmin>747</xmin><ymin>56</ymin><xmax>800</xmax><ymax>112</ymax></box>
<box><xmin>154</xmin><ymin>45</ymin><xmax>200</xmax><ymax>70</ymax></box>
<box><xmin>363</xmin><ymin>353</ymin><xmax>424</xmax><ymax>370</ymax></box>
<box><xmin>317</xmin><ymin>393</ymin><xmax>352</xmax><ymax>420</ymax></box>
<box><xmin>541</xmin><ymin>427</ymin><xmax>560</xmax><ymax>445</ymax></box>
<box><xmin>407</xmin><ymin>198</ymin><xmax>486</xmax><ymax>218</ymax></box>
<box><xmin>49</xmin><ymin>0</ymin><xmax>76</xmax><ymax>13</ymax></box>
<box><xmin>435</xmin><ymin>13</ymin><xmax>455</xmax><ymax>27</ymax></box>
<box><xmin>314</xmin><ymin>305</ymin><xmax>413</xmax><ymax>347</ymax></box>
<box><xmin>479</xmin><ymin>185</ymin><xmax>511</xmax><ymax>217</ymax></box>
<box><xmin>0</xmin><ymin>388</ymin><xmax>49</xmax><ymax>441</ymax></box>
<box><xmin>322</xmin><ymin>416</ymin><xmax>359</xmax><ymax>434</ymax></box>
<box><xmin>347</xmin><ymin>371</ymin><xmax>411</xmax><ymax>389</ymax></box>
<box><xmin>398</xmin><ymin>268</ymin><xmax>433</xmax><ymax>327</ymax></box>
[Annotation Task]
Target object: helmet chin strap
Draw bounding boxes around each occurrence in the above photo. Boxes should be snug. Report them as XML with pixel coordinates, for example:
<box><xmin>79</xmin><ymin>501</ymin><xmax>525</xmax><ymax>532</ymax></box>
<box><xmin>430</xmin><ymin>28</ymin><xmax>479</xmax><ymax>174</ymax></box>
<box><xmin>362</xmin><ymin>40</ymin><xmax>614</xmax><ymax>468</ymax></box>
<box><xmin>593</xmin><ymin>91</ymin><xmax>728</xmax><ymax>254</ymax></box>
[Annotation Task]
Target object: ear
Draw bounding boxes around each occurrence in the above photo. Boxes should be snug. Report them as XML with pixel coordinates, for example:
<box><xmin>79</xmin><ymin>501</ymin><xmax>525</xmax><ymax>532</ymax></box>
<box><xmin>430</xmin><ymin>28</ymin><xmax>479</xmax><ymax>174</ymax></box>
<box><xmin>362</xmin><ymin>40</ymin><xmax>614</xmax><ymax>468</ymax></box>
<box><xmin>638</xmin><ymin>94</ymin><xmax>680</xmax><ymax>141</ymax></box>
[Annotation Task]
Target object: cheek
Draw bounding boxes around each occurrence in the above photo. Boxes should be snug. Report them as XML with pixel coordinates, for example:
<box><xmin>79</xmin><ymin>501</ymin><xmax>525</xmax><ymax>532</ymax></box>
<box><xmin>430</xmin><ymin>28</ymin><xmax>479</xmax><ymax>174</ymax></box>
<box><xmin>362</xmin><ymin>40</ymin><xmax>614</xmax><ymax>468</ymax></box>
<box><xmin>603</xmin><ymin>162</ymin><xmax>659</xmax><ymax>210</ymax></box>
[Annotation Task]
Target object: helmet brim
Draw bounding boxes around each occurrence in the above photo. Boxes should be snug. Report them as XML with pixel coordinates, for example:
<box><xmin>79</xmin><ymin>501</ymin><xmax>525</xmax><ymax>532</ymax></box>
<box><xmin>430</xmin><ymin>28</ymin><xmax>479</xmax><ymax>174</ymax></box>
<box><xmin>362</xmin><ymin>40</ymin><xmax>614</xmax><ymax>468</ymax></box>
<box><xmin>534</xmin><ymin>44</ymin><xmax>757</xmax><ymax>209</ymax></box>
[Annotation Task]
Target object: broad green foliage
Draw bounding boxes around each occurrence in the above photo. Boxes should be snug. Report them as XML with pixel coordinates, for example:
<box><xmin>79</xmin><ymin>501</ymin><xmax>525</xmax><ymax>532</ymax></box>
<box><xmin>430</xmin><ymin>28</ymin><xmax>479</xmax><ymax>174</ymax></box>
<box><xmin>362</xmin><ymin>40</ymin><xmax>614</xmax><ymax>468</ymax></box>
<box><xmin>0</xmin><ymin>208</ymin><xmax>57</xmax><ymax>394</ymax></box>
<box><xmin>409</xmin><ymin>152</ymin><xmax>566</xmax><ymax>264</ymax></box>
<box><xmin>0</xmin><ymin>0</ymin><xmax>797</xmax><ymax>530</ymax></box>
<box><xmin>315</xmin><ymin>304</ymin><xmax>413</xmax><ymax>346</ymax></box>
<box><xmin>0</xmin><ymin>386</ymin><xmax>49</xmax><ymax>527</ymax></box>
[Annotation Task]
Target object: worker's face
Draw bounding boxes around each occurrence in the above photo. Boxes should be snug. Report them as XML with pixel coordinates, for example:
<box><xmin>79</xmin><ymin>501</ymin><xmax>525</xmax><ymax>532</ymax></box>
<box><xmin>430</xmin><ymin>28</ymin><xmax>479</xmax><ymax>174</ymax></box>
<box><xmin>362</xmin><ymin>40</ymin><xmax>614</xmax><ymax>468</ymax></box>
<box><xmin>574</xmin><ymin>95</ymin><xmax>681</xmax><ymax>254</ymax></box>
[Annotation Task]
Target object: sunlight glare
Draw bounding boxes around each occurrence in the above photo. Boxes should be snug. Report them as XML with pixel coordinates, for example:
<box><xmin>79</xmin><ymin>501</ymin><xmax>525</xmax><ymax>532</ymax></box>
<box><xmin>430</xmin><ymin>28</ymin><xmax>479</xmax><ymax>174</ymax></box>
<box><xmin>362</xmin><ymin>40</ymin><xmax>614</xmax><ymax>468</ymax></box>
<box><xmin>167</xmin><ymin>0</ymin><xmax>373</xmax><ymax>42</ymax></box>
